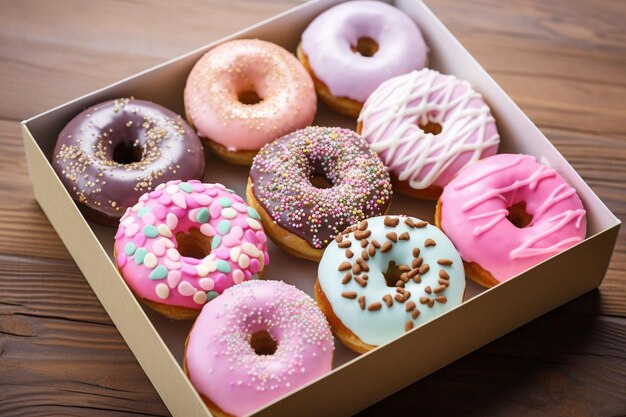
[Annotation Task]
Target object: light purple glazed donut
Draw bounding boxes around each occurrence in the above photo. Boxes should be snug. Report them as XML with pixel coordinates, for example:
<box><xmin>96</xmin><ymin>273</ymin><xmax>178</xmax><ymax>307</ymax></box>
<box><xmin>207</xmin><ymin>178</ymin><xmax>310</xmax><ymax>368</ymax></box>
<box><xmin>299</xmin><ymin>1</ymin><xmax>428</xmax><ymax>116</ymax></box>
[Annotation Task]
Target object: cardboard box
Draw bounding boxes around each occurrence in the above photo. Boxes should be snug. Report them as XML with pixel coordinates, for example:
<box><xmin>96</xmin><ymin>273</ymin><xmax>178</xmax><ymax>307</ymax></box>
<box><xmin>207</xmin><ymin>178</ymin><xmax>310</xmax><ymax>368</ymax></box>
<box><xmin>21</xmin><ymin>0</ymin><xmax>621</xmax><ymax>415</ymax></box>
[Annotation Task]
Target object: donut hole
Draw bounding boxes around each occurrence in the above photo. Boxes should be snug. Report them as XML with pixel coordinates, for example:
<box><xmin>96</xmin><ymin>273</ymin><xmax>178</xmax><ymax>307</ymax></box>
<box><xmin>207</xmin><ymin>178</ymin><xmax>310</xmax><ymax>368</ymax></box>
<box><xmin>507</xmin><ymin>201</ymin><xmax>533</xmax><ymax>228</ymax></box>
<box><xmin>382</xmin><ymin>261</ymin><xmax>406</xmax><ymax>287</ymax></box>
<box><xmin>112</xmin><ymin>141</ymin><xmax>143</xmax><ymax>164</ymax></box>
<box><xmin>418</xmin><ymin>120</ymin><xmax>443</xmax><ymax>136</ymax></box>
<box><xmin>351</xmin><ymin>37</ymin><xmax>379</xmax><ymax>57</ymax></box>
<box><xmin>310</xmin><ymin>174</ymin><xmax>333</xmax><ymax>189</ymax></box>
<box><xmin>250</xmin><ymin>330</ymin><xmax>277</xmax><ymax>355</ymax></box>
<box><xmin>175</xmin><ymin>228</ymin><xmax>213</xmax><ymax>259</ymax></box>
<box><xmin>238</xmin><ymin>90</ymin><xmax>263</xmax><ymax>105</ymax></box>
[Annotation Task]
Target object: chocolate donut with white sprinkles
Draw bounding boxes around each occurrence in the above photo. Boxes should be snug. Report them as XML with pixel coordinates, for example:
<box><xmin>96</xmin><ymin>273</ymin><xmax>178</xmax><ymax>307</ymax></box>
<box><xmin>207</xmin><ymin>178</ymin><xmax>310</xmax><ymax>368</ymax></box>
<box><xmin>53</xmin><ymin>98</ymin><xmax>205</xmax><ymax>226</ymax></box>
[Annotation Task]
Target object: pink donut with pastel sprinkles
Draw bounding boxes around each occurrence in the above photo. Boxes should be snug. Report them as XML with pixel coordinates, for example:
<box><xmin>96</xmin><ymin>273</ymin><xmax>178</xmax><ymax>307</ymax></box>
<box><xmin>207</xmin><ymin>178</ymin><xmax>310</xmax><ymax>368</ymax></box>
<box><xmin>114</xmin><ymin>180</ymin><xmax>269</xmax><ymax>319</ymax></box>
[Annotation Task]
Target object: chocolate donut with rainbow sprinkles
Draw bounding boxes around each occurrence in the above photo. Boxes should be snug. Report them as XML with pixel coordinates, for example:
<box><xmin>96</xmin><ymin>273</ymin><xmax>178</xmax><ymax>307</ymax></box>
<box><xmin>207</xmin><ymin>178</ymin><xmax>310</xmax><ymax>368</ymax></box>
<box><xmin>247</xmin><ymin>126</ymin><xmax>392</xmax><ymax>262</ymax></box>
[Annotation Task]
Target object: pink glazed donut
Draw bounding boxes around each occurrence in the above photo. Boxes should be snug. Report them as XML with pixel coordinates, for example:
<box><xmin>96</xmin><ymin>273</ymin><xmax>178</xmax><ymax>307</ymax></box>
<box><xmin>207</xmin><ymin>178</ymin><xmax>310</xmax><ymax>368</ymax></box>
<box><xmin>185</xmin><ymin>279</ymin><xmax>334</xmax><ymax>417</ymax></box>
<box><xmin>436</xmin><ymin>154</ymin><xmax>586</xmax><ymax>287</ymax></box>
<box><xmin>298</xmin><ymin>0</ymin><xmax>428</xmax><ymax>117</ymax></box>
<box><xmin>114</xmin><ymin>180</ymin><xmax>270</xmax><ymax>320</ymax></box>
<box><xmin>358</xmin><ymin>68</ymin><xmax>501</xmax><ymax>199</ymax></box>
<box><xmin>184</xmin><ymin>39</ymin><xmax>316</xmax><ymax>165</ymax></box>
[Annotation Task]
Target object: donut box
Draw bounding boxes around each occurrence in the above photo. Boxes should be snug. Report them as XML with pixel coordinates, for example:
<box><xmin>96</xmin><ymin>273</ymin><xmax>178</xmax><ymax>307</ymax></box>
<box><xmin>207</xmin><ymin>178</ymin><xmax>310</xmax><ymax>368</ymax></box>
<box><xmin>21</xmin><ymin>0</ymin><xmax>620</xmax><ymax>416</ymax></box>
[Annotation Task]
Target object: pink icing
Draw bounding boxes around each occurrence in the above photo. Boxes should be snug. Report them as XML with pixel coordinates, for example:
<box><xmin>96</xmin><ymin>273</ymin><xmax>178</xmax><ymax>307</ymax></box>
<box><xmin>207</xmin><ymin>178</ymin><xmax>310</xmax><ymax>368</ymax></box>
<box><xmin>440</xmin><ymin>154</ymin><xmax>586</xmax><ymax>282</ymax></box>
<box><xmin>301</xmin><ymin>1</ymin><xmax>428</xmax><ymax>103</ymax></box>
<box><xmin>184</xmin><ymin>39</ymin><xmax>316</xmax><ymax>151</ymax></box>
<box><xmin>359</xmin><ymin>69</ymin><xmax>500</xmax><ymax>190</ymax></box>
<box><xmin>114</xmin><ymin>180</ymin><xmax>269</xmax><ymax>309</ymax></box>
<box><xmin>185</xmin><ymin>280</ymin><xmax>334</xmax><ymax>416</ymax></box>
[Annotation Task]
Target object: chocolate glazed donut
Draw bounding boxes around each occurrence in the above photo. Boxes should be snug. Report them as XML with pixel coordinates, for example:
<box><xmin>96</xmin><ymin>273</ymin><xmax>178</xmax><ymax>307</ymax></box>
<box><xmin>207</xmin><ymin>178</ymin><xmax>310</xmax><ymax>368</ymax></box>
<box><xmin>53</xmin><ymin>98</ymin><xmax>205</xmax><ymax>226</ymax></box>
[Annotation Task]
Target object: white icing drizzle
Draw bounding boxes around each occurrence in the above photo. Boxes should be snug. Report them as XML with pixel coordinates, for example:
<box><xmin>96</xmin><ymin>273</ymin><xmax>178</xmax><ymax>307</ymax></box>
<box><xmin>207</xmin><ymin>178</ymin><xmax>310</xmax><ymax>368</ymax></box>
<box><xmin>359</xmin><ymin>69</ymin><xmax>500</xmax><ymax>189</ymax></box>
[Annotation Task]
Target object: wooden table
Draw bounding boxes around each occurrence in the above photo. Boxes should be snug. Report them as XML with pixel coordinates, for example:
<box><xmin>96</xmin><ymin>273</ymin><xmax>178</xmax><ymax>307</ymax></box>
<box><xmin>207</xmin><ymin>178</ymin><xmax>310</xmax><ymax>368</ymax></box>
<box><xmin>1</xmin><ymin>0</ymin><xmax>624</xmax><ymax>415</ymax></box>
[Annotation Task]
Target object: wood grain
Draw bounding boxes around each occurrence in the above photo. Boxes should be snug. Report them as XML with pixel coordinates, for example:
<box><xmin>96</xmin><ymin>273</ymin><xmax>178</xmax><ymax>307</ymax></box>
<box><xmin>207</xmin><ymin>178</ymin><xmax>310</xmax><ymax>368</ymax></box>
<box><xmin>0</xmin><ymin>0</ymin><xmax>624</xmax><ymax>416</ymax></box>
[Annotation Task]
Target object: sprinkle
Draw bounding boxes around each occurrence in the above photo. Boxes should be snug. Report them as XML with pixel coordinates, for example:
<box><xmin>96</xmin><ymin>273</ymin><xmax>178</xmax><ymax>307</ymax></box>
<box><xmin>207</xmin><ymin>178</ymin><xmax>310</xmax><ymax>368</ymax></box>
<box><xmin>358</xmin><ymin>295</ymin><xmax>366</xmax><ymax>310</ymax></box>
<box><xmin>134</xmin><ymin>248</ymin><xmax>147</xmax><ymax>264</ymax></box>
<box><xmin>436</xmin><ymin>295</ymin><xmax>447</xmax><ymax>304</ymax></box>
<box><xmin>383</xmin><ymin>294</ymin><xmax>393</xmax><ymax>307</ymax></box>
<box><xmin>167</xmin><ymin>270</ymin><xmax>181</xmax><ymax>288</ymax></box>
<box><xmin>341</xmin><ymin>273</ymin><xmax>351</xmax><ymax>284</ymax></box>
<box><xmin>229</xmin><ymin>247</ymin><xmax>241</xmax><ymax>262</ymax></box>
<box><xmin>412</xmin><ymin>309</ymin><xmax>420</xmax><ymax>319</ymax></box>
<box><xmin>193</xmin><ymin>291</ymin><xmax>207</xmax><ymax>305</ymax></box>
<box><xmin>412</xmin><ymin>257</ymin><xmax>423</xmax><ymax>268</ymax></box>
<box><xmin>211</xmin><ymin>236</ymin><xmax>222</xmax><ymax>249</ymax></box>
<box><xmin>367</xmin><ymin>302</ymin><xmax>382</xmax><ymax>311</ymax></box>
<box><xmin>149</xmin><ymin>265</ymin><xmax>168</xmax><ymax>280</ymax></box>
<box><xmin>434</xmin><ymin>285</ymin><xmax>447</xmax><ymax>294</ymax></box>
<box><xmin>438</xmin><ymin>259</ymin><xmax>453</xmax><ymax>266</ymax></box>
<box><xmin>143</xmin><ymin>253</ymin><xmax>157</xmax><ymax>269</ymax></box>
<box><xmin>420</xmin><ymin>297</ymin><xmax>429</xmax><ymax>304</ymax></box>
<box><xmin>425</xmin><ymin>238</ymin><xmax>436</xmax><ymax>247</ymax></box>
<box><xmin>354</xmin><ymin>276</ymin><xmax>367</xmax><ymax>287</ymax></box>
<box><xmin>172</xmin><ymin>193</ymin><xmax>187</xmax><ymax>209</ymax></box>
<box><xmin>124</xmin><ymin>223</ymin><xmax>139</xmax><ymax>238</ymax></box>
<box><xmin>342</xmin><ymin>291</ymin><xmax>357</xmax><ymax>299</ymax></box>
<box><xmin>199</xmin><ymin>278</ymin><xmax>215</xmax><ymax>291</ymax></box>
<box><xmin>414</xmin><ymin>221</ymin><xmax>428</xmax><ymax>228</ymax></box>
<box><xmin>354</xmin><ymin>230</ymin><xmax>371</xmax><ymax>240</ymax></box>
<box><xmin>218</xmin><ymin>197</ymin><xmax>232</xmax><ymax>207</ymax></box>
<box><xmin>439</xmin><ymin>270</ymin><xmax>450</xmax><ymax>280</ymax></box>
<box><xmin>405</xmin><ymin>321</ymin><xmax>413</xmax><ymax>331</ymax></box>
<box><xmin>381</xmin><ymin>241</ymin><xmax>392</xmax><ymax>253</ymax></box>
<box><xmin>206</xmin><ymin>291</ymin><xmax>219</xmax><ymax>301</ymax></box>
<box><xmin>117</xmin><ymin>253</ymin><xmax>127</xmax><ymax>267</ymax></box>
<box><xmin>218</xmin><ymin>220</ymin><xmax>231</xmax><ymax>235</ymax></box>
<box><xmin>345</xmin><ymin>249</ymin><xmax>354</xmax><ymax>258</ymax></box>
<box><xmin>222</xmin><ymin>208</ymin><xmax>237</xmax><ymax>219</ymax></box>
<box><xmin>178</xmin><ymin>281</ymin><xmax>196</xmax><ymax>296</ymax></box>
<box><xmin>338</xmin><ymin>262</ymin><xmax>351</xmax><ymax>271</ymax></box>
<box><xmin>386</xmin><ymin>232</ymin><xmax>397</xmax><ymax>242</ymax></box>
<box><xmin>143</xmin><ymin>225</ymin><xmax>158</xmax><ymax>238</ymax></box>
<box><xmin>200</xmin><ymin>223</ymin><xmax>216</xmax><ymax>236</ymax></box>
<box><xmin>404</xmin><ymin>218</ymin><xmax>415</xmax><ymax>228</ymax></box>
<box><xmin>137</xmin><ymin>207</ymin><xmax>152</xmax><ymax>218</ymax></box>
<box><xmin>166</xmin><ymin>248</ymin><xmax>180</xmax><ymax>261</ymax></box>
<box><xmin>233</xmin><ymin>269</ymin><xmax>245</xmax><ymax>284</ymax></box>
<box><xmin>179</xmin><ymin>182</ymin><xmax>193</xmax><ymax>193</ymax></box>
<box><xmin>425</xmin><ymin>286</ymin><xmax>432</xmax><ymax>294</ymax></box>
<box><xmin>338</xmin><ymin>240</ymin><xmax>351</xmax><ymax>248</ymax></box>
<box><xmin>413</xmin><ymin>248</ymin><xmax>421</xmax><ymax>257</ymax></box>
<box><xmin>247</xmin><ymin>206</ymin><xmax>260</xmax><ymax>219</ymax></box>
<box><xmin>155</xmin><ymin>283</ymin><xmax>170</xmax><ymax>299</ymax></box>
<box><xmin>196</xmin><ymin>264</ymin><xmax>209</xmax><ymax>277</ymax></box>
<box><xmin>238</xmin><ymin>254</ymin><xmax>250</xmax><ymax>269</ymax></box>
<box><xmin>196</xmin><ymin>208</ymin><xmax>210</xmax><ymax>223</ymax></box>
<box><xmin>406</xmin><ymin>301</ymin><xmax>416</xmax><ymax>312</ymax></box>
<box><xmin>166</xmin><ymin>213</ymin><xmax>178</xmax><ymax>230</ymax></box>
<box><xmin>384</xmin><ymin>216</ymin><xmax>399</xmax><ymax>227</ymax></box>
<box><xmin>246</xmin><ymin>218</ymin><xmax>261</xmax><ymax>230</ymax></box>
<box><xmin>419</xmin><ymin>264</ymin><xmax>430</xmax><ymax>274</ymax></box>
<box><xmin>124</xmin><ymin>242</ymin><xmax>136</xmax><ymax>256</ymax></box>
<box><xmin>157</xmin><ymin>224</ymin><xmax>172</xmax><ymax>238</ymax></box>
<box><xmin>165</xmin><ymin>184</ymin><xmax>179</xmax><ymax>195</ymax></box>
<box><xmin>216</xmin><ymin>260</ymin><xmax>231</xmax><ymax>273</ymax></box>
<box><xmin>398</xmin><ymin>232</ymin><xmax>410</xmax><ymax>240</ymax></box>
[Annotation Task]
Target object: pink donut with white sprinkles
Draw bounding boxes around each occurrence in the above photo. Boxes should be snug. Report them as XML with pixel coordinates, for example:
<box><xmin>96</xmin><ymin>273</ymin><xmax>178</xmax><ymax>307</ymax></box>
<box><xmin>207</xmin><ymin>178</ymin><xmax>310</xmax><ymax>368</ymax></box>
<box><xmin>185</xmin><ymin>279</ymin><xmax>334</xmax><ymax>417</ymax></box>
<box><xmin>114</xmin><ymin>180</ymin><xmax>269</xmax><ymax>319</ymax></box>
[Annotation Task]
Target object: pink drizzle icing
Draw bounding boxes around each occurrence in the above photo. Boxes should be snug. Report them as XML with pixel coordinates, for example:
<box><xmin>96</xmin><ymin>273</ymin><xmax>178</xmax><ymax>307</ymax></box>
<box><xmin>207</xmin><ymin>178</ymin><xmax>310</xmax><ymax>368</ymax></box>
<box><xmin>301</xmin><ymin>1</ymin><xmax>428</xmax><ymax>103</ymax></box>
<box><xmin>440</xmin><ymin>154</ymin><xmax>586</xmax><ymax>282</ymax></box>
<box><xmin>114</xmin><ymin>180</ymin><xmax>269</xmax><ymax>309</ymax></box>
<box><xmin>186</xmin><ymin>280</ymin><xmax>333</xmax><ymax>416</ymax></box>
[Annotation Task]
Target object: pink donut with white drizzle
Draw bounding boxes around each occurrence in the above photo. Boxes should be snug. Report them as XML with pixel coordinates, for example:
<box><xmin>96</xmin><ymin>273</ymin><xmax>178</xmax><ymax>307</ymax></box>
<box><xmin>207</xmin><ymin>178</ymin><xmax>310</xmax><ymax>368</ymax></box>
<box><xmin>298</xmin><ymin>0</ymin><xmax>428</xmax><ymax>117</ymax></box>
<box><xmin>358</xmin><ymin>68</ymin><xmax>500</xmax><ymax>199</ymax></box>
<box><xmin>114</xmin><ymin>180</ymin><xmax>269</xmax><ymax>319</ymax></box>
<box><xmin>185</xmin><ymin>279</ymin><xmax>334</xmax><ymax>417</ymax></box>
<box><xmin>184</xmin><ymin>39</ymin><xmax>316</xmax><ymax>165</ymax></box>
<box><xmin>436</xmin><ymin>154</ymin><xmax>586</xmax><ymax>287</ymax></box>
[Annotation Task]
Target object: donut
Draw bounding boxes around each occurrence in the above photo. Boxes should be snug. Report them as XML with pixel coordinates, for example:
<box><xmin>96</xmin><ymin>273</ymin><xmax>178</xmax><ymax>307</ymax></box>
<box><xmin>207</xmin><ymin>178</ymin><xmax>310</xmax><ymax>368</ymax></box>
<box><xmin>357</xmin><ymin>68</ymin><xmax>500</xmax><ymax>199</ymax></box>
<box><xmin>52</xmin><ymin>98</ymin><xmax>205</xmax><ymax>226</ymax></box>
<box><xmin>247</xmin><ymin>126</ymin><xmax>392</xmax><ymax>262</ymax></box>
<box><xmin>436</xmin><ymin>153</ymin><xmax>586</xmax><ymax>287</ymax></box>
<box><xmin>113</xmin><ymin>180</ymin><xmax>270</xmax><ymax>320</ymax></box>
<box><xmin>184</xmin><ymin>279</ymin><xmax>334</xmax><ymax>417</ymax></box>
<box><xmin>184</xmin><ymin>39</ymin><xmax>316</xmax><ymax>165</ymax></box>
<box><xmin>298</xmin><ymin>1</ymin><xmax>428</xmax><ymax>117</ymax></box>
<box><xmin>316</xmin><ymin>215</ymin><xmax>465</xmax><ymax>353</ymax></box>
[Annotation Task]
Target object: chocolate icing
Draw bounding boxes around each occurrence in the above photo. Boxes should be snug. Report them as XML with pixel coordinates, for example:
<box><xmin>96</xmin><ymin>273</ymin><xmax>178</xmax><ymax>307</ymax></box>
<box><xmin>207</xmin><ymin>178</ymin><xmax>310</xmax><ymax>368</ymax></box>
<box><xmin>52</xmin><ymin>98</ymin><xmax>205</xmax><ymax>224</ymax></box>
<box><xmin>249</xmin><ymin>126</ymin><xmax>392</xmax><ymax>249</ymax></box>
